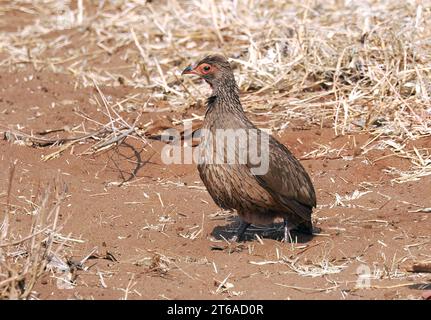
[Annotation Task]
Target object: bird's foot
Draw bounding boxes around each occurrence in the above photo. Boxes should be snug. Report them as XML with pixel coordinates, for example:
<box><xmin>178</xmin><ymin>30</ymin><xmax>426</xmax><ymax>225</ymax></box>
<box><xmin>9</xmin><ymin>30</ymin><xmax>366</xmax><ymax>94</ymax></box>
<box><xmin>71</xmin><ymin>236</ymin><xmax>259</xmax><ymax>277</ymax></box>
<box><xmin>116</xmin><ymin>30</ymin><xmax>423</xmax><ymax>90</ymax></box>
<box><xmin>231</xmin><ymin>221</ymin><xmax>251</xmax><ymax>243</ymax></box>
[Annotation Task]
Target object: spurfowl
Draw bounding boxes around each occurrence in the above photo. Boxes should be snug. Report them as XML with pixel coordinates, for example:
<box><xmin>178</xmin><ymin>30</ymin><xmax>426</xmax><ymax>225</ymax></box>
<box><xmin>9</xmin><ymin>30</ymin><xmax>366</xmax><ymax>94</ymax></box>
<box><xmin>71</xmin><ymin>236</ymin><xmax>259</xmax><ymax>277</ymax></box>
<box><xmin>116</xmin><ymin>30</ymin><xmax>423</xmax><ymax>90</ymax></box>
<box><xmin>182</xmin><ymin>54</ymin><xmax>316</xmax><ymax>242</ymax></box>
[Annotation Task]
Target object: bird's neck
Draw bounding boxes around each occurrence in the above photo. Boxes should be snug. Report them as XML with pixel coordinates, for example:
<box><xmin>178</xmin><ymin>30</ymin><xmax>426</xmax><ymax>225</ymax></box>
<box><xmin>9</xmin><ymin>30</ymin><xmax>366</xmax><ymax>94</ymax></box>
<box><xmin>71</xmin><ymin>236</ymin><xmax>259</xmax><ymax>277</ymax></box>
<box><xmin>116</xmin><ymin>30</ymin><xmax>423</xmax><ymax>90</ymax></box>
<box><xmin>206</xmin><ymin>77</ymin><xmax>244</xmax><ymax>117</ymax></box>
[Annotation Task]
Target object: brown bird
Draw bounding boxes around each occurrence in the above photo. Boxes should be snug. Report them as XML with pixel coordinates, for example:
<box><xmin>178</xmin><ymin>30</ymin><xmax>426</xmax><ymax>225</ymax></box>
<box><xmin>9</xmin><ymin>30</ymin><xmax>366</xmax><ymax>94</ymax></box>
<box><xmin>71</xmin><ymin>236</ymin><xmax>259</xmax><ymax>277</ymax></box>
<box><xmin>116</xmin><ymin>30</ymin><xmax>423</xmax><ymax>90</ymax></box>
<box><xmin>182</xmin><ymin>54</ymin><xmax>316</xmax><ymax>242</ymax></box>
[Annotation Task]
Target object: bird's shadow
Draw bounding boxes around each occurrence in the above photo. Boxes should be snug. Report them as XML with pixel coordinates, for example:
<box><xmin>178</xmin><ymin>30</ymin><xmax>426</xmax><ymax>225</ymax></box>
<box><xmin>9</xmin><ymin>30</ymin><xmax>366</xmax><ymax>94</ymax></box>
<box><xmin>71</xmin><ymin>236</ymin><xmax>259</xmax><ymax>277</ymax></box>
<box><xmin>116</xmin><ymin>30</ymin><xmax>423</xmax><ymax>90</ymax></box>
<box><xmin>210</xmin><ymin>216</ymin><xmax>315</xmax><ymax>244</ymax></box>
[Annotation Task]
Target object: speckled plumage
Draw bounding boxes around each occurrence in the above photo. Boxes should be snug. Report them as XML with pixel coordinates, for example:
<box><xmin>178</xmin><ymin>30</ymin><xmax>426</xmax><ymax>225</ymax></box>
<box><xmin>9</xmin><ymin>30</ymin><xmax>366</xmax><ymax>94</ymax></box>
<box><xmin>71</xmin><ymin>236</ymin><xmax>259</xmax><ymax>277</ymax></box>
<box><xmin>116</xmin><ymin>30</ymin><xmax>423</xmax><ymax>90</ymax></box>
<box><xmin>183</xmin><ymin>54</ymin><xmax>316</xmax><ymax>241</ymax></box>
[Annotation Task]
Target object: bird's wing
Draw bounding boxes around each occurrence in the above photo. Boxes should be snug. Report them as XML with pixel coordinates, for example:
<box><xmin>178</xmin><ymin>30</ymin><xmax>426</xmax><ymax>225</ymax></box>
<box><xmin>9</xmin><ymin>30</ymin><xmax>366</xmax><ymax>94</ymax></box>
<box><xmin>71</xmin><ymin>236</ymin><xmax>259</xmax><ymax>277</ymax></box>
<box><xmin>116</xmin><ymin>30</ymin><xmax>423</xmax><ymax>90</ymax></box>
<box><xmin>247</xmin><ymin>131</ymin><xmax>316</xmax><ymax>221</ymax></box>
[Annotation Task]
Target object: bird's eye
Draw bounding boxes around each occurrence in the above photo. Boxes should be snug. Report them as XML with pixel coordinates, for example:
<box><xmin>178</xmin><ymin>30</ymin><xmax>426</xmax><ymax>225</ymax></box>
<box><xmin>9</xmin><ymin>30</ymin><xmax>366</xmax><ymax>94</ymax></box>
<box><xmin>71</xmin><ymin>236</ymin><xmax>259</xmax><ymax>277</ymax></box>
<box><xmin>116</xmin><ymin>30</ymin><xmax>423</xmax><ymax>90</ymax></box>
<box><xmin>202</xmin><ymin>65</ymin><xmax>211</xmax><ymax>72</ymax></box>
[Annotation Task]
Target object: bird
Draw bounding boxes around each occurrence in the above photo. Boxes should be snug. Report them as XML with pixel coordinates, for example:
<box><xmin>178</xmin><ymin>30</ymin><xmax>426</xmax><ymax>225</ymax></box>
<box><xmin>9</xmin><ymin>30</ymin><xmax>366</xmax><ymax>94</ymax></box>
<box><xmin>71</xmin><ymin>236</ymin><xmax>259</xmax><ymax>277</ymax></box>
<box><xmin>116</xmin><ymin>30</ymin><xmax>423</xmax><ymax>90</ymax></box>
<box><xmin>181</xmin><ymin>54</ymin><xmax>316</xmax><ymax>242</ymax></box>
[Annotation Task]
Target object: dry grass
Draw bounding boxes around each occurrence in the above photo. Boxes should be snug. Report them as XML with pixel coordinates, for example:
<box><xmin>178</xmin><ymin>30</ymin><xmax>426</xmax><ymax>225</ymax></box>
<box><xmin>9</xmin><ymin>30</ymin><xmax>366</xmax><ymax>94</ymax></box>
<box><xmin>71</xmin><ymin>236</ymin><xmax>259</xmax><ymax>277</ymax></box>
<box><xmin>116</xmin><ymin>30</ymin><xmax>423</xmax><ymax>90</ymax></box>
<box><xmin>0</xmin><ymin>165</ymin><xmax>67</xmax><ymax>299</ymax></box>
<box><xmin>0</xmin><ymin>0</ymin><xmax>430</xmax><ymax>300</ymax></box>
<box><xmin>0</xmin><ymin>0</ymin><xmax>430</xmax><ymax>181</ymax></box>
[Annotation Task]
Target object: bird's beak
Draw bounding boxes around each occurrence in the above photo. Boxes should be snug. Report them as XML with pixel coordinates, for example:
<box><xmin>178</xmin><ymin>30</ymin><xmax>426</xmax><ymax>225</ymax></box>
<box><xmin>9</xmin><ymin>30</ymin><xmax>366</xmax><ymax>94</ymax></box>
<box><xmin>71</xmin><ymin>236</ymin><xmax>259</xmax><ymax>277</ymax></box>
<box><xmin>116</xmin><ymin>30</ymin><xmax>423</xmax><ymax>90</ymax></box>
<box><xmin>181</xmin><ymin>65</ymin><xmax>198</xmax><ymax>75</ymax></box>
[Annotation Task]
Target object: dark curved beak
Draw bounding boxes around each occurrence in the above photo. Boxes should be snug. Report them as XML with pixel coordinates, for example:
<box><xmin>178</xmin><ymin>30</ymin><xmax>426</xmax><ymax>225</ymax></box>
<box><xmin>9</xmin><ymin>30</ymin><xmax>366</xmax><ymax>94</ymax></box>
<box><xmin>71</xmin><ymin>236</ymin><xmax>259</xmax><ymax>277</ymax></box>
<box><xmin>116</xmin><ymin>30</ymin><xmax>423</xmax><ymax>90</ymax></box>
<box><xmin>182</xmin><ymin>65</ymin><xmax>197</xmax><ymax>75</ymax></box>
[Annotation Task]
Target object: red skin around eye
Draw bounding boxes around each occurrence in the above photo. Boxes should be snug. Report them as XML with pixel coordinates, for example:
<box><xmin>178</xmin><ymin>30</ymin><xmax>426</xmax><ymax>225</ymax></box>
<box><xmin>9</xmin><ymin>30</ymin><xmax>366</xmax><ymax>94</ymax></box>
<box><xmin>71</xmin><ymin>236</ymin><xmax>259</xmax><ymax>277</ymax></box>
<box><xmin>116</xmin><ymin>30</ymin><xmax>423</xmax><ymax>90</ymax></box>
<box><xmin>199</xmin><ymin>64</ymin><xmax>216</xmax><ymax>75</ymax></box>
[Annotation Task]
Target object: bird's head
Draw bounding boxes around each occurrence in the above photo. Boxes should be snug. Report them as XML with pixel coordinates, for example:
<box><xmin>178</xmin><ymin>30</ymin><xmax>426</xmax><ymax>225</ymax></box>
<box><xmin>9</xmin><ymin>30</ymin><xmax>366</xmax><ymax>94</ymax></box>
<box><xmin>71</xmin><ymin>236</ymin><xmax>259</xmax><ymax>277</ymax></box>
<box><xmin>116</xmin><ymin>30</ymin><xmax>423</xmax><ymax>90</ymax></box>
<box><xmin>181</xmin><ymin>54</ymin><xmax>234</xmax><ymax>90</ymax></box>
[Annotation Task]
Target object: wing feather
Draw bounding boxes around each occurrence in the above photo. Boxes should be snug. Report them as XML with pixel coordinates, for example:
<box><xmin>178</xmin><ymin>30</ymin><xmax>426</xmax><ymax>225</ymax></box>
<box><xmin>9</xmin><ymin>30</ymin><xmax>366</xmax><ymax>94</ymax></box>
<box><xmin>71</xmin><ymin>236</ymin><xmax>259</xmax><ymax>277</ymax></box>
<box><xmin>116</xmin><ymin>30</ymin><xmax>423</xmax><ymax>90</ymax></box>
<box><xmin>248</xmin><ymin>131</ymin><xmax>316</xmax><ymax>221</ymax></box>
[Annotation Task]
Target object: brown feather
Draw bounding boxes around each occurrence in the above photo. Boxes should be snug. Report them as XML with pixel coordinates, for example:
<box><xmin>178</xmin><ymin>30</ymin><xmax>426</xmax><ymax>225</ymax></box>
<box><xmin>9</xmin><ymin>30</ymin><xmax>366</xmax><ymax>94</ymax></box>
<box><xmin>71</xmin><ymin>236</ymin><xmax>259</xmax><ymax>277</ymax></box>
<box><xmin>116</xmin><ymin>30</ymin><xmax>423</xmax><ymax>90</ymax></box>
<box><xmin>190</xmin><ymin>54</ymin><xmax>316</xmax><ymax>229</ymax></box>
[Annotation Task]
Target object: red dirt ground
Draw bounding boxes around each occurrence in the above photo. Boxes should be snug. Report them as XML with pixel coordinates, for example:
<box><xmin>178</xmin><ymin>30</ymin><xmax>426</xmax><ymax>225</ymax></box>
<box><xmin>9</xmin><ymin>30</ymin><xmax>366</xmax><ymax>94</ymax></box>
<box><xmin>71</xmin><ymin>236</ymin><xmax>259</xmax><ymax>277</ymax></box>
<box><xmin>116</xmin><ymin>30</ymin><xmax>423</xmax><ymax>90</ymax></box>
<box><xmin>0</xmin><ymin>2</ymin><xmax>430</xmax><ymax>299</ymax></box>
<box><xmin>1</xmin><ymin>68</ymin><xmax>430</xmax><ymax>300</ymax></box>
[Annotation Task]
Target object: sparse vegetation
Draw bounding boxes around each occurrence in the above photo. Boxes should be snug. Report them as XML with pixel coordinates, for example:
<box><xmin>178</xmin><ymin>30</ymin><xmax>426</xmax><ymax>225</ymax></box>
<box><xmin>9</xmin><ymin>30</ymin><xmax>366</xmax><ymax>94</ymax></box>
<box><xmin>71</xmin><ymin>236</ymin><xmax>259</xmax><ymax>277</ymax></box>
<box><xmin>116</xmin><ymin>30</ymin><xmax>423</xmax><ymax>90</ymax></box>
<box><xmin>0</xmin><ymin>1</ymin><xmax>429</xmax><ymax>300</ymax></box>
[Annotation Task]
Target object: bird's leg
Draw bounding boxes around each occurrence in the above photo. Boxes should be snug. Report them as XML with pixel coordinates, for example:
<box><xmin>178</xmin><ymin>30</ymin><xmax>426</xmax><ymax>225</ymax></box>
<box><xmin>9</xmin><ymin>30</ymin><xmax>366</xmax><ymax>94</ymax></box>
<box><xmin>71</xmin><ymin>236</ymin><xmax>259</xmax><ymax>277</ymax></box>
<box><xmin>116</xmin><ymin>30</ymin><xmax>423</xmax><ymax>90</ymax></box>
<box><xmin>283</xmin><ymin>218</ymin><xmax>293</xmax><ymax>243</ymax></box>
<box><xmin>230</xmin><ymin>220</ymin><xmax>251</xmax><ymax>242</ymax></box>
